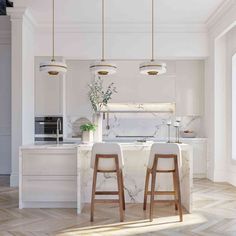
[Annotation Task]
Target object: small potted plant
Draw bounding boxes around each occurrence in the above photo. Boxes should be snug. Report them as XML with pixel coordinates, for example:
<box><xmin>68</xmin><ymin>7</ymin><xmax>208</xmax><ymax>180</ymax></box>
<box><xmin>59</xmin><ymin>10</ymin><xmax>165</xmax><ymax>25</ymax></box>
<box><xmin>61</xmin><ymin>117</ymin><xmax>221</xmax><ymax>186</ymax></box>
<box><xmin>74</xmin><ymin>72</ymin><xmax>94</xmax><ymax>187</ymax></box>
<box><xmin>80</xmin><ymin>123</ymin><xmax>96</xmax><ymax>143</ymax></box>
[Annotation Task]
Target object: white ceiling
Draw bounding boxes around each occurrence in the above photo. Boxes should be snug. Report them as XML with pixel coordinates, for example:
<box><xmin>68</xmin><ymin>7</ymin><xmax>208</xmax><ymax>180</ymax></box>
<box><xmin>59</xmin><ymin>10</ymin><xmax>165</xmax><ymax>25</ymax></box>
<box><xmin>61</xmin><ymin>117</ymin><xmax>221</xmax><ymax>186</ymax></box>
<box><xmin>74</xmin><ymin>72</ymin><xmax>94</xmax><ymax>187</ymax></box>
<box><xmin>27</xmin><ymin>0</ymin><xmax>224</xmax><ymax>25</ymax></box>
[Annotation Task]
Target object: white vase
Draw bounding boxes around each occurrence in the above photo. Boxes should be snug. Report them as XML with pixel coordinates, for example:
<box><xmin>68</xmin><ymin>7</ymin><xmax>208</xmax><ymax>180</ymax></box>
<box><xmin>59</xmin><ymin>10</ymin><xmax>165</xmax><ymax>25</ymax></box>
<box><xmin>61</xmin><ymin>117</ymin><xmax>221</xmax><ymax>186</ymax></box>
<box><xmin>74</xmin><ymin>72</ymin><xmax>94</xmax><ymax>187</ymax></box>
<box><xmin>93</xmin><ymin>113</ymin><xmax>103</xmax><ymax>142</ymax></box>
<box><xmin>82</xmin><ymin>131</ymin><xmax>93</xmax><ymax>143</ymax></box>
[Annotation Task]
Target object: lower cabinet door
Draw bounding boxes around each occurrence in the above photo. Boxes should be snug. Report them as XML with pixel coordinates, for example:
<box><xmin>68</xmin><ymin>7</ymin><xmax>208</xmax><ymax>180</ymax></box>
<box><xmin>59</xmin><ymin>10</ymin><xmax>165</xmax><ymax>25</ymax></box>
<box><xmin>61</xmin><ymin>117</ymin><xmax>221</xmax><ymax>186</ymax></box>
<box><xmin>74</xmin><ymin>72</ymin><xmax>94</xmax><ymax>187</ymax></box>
<box><xmin>22</xmin><ymin>176</ymin><xmax>77</xmax><ymax>202</ymax></box>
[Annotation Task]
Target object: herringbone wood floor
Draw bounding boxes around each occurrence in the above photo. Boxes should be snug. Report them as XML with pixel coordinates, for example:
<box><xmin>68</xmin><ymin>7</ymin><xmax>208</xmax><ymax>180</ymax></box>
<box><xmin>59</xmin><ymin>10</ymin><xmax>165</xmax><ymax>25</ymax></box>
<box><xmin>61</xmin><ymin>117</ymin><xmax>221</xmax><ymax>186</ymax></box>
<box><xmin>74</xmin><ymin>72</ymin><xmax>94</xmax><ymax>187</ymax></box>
<box><xmin>0</xmin><ymin>179</ymin><xmax>236</xmax><ymax>236</ymax></box>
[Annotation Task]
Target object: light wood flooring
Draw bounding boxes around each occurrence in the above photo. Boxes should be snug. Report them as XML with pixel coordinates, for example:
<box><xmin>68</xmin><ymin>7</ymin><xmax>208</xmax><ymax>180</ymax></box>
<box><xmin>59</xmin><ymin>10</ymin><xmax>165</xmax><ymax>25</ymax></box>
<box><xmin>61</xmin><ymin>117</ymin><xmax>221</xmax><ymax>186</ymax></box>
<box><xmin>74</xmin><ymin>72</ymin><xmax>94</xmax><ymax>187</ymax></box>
<box><xmin>0</xmin><ymin>179</ymin><xmax>236</xmax><ymax>235</ymax></box>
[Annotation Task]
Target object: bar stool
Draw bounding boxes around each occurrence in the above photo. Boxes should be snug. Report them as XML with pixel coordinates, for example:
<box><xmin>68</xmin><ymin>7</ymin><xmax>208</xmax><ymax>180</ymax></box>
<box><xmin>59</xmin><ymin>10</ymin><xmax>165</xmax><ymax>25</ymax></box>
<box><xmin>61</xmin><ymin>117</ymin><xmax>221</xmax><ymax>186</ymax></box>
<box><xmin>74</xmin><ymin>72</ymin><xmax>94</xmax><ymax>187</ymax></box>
<box><xmin>143</xmin><ymin>143</ymin><xmax>183</xmax><ymax>222</ymax></box>
<box><xmin>90</xmin><ymin>143</ymin><xmax>125</xmax><ymax>222</ymax></box>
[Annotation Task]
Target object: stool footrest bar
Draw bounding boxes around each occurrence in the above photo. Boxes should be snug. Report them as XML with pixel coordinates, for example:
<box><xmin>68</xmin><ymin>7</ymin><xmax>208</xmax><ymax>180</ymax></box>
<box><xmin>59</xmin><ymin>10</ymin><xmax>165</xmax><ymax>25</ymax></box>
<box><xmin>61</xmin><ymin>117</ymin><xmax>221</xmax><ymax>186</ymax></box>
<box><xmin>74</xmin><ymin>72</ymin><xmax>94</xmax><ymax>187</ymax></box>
<box><xmin>147</xmin><ymin>191</ymin><xmax>175</xmax><ymax>195</ymax></box>
<box><xmin>94</xmin><ymin>199</ymin><xmax>119</xmax><ymax>204</ymax></box>
<box><xmin>95</xmin><ymin>191</ymin><xmax>119</xmax><ymax>195</ymax></box>
<box><xmin>153</xmin><ymin>200</ymin><xmax>176</xmax><ymax>203</ymax></box>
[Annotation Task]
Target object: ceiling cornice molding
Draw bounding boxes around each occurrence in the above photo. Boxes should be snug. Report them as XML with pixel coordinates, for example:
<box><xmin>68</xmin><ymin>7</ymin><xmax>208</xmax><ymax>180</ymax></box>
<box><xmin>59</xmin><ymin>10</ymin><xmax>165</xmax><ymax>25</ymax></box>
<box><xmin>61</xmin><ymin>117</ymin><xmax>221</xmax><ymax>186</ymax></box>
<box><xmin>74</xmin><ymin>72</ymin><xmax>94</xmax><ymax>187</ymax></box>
<box><xmin>7</xmin><ymin>7</ymin><xmax>36</xmax><ymax>32</ymax></box>
<box><xmin>35</xmin><ymin>22</ymin><xmax>207</xmax><ymax>34</ymax></box>
<box><xmin>206</xmin><ymin>0</ymin><xmax>236</xmax><ymax>29</ymax></box>
<box><xmin>6</xmin><ymin>7</ymin><xmax>27</xmax><ymax>20</ymax></box>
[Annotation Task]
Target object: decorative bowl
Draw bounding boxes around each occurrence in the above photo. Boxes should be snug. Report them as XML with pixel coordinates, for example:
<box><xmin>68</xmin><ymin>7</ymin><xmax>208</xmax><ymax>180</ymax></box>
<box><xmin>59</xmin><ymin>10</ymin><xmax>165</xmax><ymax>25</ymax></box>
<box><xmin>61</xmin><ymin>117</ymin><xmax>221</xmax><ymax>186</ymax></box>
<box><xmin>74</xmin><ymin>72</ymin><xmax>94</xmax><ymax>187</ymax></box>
<box><xmin>180</xmin><ymin>130</ymin><xmax>196</xmax><ymax>138</ymax></box>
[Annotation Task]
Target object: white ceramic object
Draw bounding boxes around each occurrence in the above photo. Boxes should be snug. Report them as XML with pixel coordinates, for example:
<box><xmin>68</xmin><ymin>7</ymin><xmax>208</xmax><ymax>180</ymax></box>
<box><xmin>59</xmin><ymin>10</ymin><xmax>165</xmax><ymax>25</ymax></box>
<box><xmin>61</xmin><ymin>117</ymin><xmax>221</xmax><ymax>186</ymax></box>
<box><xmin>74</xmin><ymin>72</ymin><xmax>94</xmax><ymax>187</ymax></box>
<box><xmin>180</xmin><ymin>131</ymin><xmax>196</xmax><ymax>138</ymax></box>
<box><xmin>82</xmin><ymin>131</ymin><xmax>93</xmax><ymax>143</ymax></box>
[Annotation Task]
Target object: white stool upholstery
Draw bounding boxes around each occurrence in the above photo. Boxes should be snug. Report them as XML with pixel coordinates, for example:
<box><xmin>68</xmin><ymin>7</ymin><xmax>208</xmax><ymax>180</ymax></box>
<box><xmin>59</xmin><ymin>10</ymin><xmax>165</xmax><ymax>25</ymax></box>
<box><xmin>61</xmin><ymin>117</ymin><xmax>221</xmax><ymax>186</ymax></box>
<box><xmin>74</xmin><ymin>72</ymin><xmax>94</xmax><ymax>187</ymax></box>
<box><xmin>91</xmin><ymin>143</ymin><xmax>124</xmax><ymax>171</ymax></box>
<box><xmin>148</xmin><ymin>143</ymin><xmax>181</xmax><ymax>170</ymax></box>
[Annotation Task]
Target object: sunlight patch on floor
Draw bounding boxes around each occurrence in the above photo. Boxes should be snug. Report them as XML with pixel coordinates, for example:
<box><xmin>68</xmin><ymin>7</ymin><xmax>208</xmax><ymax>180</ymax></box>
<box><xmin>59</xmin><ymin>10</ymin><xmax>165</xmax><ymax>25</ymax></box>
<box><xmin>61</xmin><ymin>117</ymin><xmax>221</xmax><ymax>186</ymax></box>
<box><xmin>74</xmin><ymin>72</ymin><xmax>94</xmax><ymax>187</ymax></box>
<box><xmin>57</xmin><ymin>213</ymin><xmax>208</xmax><ymax>236</ymax></box>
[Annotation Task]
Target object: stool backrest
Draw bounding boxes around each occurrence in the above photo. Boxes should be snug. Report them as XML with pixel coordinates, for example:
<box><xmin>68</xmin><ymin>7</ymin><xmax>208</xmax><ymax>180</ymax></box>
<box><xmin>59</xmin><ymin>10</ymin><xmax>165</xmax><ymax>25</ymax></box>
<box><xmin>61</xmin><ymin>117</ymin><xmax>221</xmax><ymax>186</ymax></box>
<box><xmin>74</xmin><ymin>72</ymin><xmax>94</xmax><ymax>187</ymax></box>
<box><xmin>91</xmin><ymin>143</ymin><xmax>124</xmax><ymax>171</ymax></box>
<box><xmin>148</xmin><ymin>143</ymin><xmax>181</xmax><ymax>170</ymax></box>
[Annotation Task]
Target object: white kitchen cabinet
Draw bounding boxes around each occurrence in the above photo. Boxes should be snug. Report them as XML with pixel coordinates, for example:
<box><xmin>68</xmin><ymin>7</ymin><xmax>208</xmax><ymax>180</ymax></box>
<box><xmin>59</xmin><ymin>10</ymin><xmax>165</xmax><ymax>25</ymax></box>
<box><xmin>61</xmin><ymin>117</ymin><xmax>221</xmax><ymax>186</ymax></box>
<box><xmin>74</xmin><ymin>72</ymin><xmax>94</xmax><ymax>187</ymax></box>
<box><xmin>65</xmin><ymin>60</ymin><xmax>204</xmax><ymax>117</ymax></box>
<box><xmin>22</xmin><ymin>176</ymin><xmax>76</xmax><ymax>202</ymax></box>
<box><xmin>181</xmin><ymin>138</ymin><xmax>207</xmax><ymax>178</ymax></box>
<box><xmin>35</xmin><ymin>57</ymin><xmax>63</xmax><ymax>116</ymax></box>
<box><xmin>175</xmin><ymin>61</ymin><xmax>204</xmax><ymax>116</ymax></box>
<box><xmin>20</xmin><ymin>147</ymin><xmax>77</xmax><ymax>208</ymax></box>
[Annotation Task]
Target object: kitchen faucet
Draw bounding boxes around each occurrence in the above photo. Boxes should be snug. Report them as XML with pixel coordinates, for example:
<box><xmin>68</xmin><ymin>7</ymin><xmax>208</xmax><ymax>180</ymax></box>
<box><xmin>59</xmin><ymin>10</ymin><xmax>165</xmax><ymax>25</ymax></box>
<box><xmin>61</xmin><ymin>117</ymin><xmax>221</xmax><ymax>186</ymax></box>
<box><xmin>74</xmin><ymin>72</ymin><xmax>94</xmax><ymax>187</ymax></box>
<box><xmin>56</xmin><ymin>118</ymin><xmax>62</xmax><ymax>144</ymax></box>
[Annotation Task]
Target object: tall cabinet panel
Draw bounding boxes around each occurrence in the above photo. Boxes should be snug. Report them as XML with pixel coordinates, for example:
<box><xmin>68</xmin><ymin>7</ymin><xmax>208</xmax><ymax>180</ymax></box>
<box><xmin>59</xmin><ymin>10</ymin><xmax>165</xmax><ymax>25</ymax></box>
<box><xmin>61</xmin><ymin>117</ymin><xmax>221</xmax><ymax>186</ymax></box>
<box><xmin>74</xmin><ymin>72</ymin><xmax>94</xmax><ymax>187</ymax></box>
<box><xmin>35</xmin><ymin>57</ymin><xmax>63</xmax><ymax>116</ymax></box>
<box><xmin>175</xmin><ymin>60</ymin><xmax>204</xmax><ymax>116</ymax></box>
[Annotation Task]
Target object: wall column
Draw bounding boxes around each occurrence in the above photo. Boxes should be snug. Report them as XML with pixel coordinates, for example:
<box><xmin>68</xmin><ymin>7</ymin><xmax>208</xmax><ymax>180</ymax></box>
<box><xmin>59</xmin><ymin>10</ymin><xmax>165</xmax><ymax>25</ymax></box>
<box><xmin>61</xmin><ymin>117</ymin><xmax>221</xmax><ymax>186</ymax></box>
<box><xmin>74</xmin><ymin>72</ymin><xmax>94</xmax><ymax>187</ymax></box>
<box><xmin>7</xmin><ymin>8</ymin><xmax>35</xmax><ymax>186</ymax></box>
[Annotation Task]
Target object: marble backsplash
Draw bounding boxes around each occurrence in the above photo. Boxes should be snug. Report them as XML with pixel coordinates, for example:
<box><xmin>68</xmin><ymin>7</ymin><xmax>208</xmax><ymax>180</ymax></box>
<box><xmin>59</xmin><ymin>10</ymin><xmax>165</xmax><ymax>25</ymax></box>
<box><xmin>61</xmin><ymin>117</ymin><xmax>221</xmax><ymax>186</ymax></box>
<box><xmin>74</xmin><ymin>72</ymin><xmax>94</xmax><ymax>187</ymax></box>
<box><xmin>66</xmin><ymin>113</ymin><xmax>204</xmax><ymax>140</ymax></box>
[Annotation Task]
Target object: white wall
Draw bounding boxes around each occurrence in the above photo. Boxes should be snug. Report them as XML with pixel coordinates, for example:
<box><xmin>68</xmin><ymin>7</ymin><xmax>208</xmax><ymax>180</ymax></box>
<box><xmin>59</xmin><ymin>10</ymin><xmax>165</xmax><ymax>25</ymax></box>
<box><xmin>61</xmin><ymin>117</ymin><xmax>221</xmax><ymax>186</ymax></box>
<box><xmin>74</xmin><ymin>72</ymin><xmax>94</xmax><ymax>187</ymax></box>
<box><xmin>0</xmin><ymin>16</ymin><xmax>11</xmax><ymax>175</ymax></box>
<box><xmin>226</xmin><ymin>27</ymin><xmax>236</xmax><ymax>186</ymax></box>
<box><xmin>34</xmin><ymin>26</ymin><xmax>208</xmax><ymax>59</ymax></box>
<box><xmin>205</xmin><ymin>0</ymin><xmax>236</xmax><ymax>183</ymax></box>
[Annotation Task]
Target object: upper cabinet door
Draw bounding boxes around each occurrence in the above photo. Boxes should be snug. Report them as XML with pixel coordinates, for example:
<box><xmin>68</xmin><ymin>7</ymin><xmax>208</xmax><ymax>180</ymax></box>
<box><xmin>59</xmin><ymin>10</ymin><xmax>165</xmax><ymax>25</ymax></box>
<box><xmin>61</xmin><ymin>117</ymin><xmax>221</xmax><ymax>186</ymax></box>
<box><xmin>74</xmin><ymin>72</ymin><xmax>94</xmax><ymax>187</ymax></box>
<box><xmin>175</xmin><ymin>61</ymin><xmax>204</xmax><ymax>116</ymax></box>
<box><xmin>35</xmin><ymin>57</ymin><xmax>63</xmax><ymax>116</ymax></box>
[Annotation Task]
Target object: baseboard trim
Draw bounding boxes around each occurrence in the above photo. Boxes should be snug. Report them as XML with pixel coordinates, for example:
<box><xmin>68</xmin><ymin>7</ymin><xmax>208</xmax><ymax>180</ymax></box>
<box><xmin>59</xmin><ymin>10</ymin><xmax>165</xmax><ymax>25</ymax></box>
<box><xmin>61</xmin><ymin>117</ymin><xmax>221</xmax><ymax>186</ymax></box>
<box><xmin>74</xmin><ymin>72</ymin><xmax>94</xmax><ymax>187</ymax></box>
<box><xmin>10</xmin><ymin>174</ymin><xmax>19</xmax><ymax>187</ymax></box>
<box><xmin>193</xmin><ymin>173</ymin><xmax>207</xmax><ymax>179</ymax></box>
<box><xmin>228</xmin><ymin>171</ymin><xmax>236</xmax><ymax>187</ymax></box>
<box><xmin>213</xmin><ymin>170</ymin><xmax>227</xmax><ymax>182</ymax></box>
<box><xmin>20</xmin><ymin>201</ymin><xmax>77</xmax><ymax>209</ymax></box>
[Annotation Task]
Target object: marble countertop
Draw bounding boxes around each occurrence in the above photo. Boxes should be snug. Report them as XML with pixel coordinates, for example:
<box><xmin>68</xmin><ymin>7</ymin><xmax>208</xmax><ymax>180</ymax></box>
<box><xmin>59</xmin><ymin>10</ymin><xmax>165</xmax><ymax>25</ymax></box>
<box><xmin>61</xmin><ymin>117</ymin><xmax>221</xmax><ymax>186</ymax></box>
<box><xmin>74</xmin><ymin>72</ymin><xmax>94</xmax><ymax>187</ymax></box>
<box><xmin>20</xmin><ymin>143</ymin><xmax>78</xmax><ymax>150</ymax></box>
<box><xmin>21</xmin><ymin>141</ymin><xmax>193</xmax><ymax>150</ymax></box>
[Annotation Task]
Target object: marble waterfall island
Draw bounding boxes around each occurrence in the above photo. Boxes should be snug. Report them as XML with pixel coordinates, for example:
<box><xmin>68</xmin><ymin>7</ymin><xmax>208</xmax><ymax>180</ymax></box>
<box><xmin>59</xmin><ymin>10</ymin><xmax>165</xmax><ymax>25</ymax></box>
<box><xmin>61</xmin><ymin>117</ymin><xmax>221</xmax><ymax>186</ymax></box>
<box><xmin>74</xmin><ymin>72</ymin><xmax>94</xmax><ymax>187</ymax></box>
<box><xmin>77</xmin><ymin>142</ymin><xmax>193</xmax><ymax>214</ymax></box>
<box><xmin>19</xmin><ymin>142</ymin><xmax>193</xmax><ymax>214</ymax></box>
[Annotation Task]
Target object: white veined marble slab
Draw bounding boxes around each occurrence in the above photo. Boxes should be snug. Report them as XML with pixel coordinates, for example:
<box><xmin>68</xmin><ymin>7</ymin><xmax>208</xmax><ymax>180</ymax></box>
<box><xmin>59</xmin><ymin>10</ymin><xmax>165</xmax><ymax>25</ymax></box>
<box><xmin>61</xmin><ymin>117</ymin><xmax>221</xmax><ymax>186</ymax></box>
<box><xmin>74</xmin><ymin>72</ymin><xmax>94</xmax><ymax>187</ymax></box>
<box><xmin>77</xmin><ymin>142</ymin><xmax>193</xmax><ymax>214</ymax></box>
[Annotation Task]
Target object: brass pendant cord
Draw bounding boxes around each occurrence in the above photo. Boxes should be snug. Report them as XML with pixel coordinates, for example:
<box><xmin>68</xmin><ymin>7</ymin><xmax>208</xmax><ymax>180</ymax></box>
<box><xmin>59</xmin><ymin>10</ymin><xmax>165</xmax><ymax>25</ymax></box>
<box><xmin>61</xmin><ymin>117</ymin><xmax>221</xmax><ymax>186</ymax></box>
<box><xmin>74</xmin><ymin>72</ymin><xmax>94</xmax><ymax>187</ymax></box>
<box><xmin>102</xmin><ymin>0</ymin><xmax>105</xmax><ymax>61</ymax></box>
<box><xmin>151</xmin><ymin>0</ymin><xmax>154</xmax><ymax>62</ymax></box>
<box><xmin>52</xmin><ymin>0</ymin><xmax>55</xmax><ymax>61</ymax></box>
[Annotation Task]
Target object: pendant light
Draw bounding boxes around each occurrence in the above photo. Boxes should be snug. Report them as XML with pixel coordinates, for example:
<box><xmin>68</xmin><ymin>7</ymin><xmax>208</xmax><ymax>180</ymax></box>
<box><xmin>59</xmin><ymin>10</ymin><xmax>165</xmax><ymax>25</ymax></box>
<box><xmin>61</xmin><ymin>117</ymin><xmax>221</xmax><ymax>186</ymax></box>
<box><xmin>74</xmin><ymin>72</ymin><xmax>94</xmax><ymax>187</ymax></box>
<box><xmin>139</xmin><ymin>0</ymin><xmax>166</xmax><ymax>76</ymax></box>
<box><xmin>40</xmin><ymin>0</ymin><xmax>67</xmax><ymax>76</ymax></box>
<box><xmin>90</xmin><ymin>0</ymin><xmax>117</xmax><ymax>76</ymax></box>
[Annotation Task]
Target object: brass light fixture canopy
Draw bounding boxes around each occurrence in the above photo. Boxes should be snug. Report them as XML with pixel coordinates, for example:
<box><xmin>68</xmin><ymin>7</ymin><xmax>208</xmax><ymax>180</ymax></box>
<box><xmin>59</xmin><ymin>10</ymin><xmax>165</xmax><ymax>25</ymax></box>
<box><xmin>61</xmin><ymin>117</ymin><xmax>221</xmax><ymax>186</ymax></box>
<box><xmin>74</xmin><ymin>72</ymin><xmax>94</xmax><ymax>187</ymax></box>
<box><xmin>139</xmin><ymin>0</ymin><xmax>166</xmax><ymax>76</ymax></box>
<box><xmin>90</xmin><ymin>0</ymin><xmax>117</xmax><ymax>76</ymax></box>
<box><xmin>40</xmin><ymin>0</ymin><xmax>67</xmax><ymax>76</ymax></box>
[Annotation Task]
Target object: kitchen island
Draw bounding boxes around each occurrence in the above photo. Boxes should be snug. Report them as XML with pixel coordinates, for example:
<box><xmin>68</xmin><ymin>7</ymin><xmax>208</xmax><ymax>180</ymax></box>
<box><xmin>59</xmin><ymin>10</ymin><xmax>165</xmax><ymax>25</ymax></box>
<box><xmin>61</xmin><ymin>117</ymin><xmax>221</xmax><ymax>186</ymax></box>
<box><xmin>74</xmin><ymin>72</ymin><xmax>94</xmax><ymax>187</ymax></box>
<box><xmin>20</xmin><ymin>142</ymin><xmax>193</xmax><ymax>214</ymax></box>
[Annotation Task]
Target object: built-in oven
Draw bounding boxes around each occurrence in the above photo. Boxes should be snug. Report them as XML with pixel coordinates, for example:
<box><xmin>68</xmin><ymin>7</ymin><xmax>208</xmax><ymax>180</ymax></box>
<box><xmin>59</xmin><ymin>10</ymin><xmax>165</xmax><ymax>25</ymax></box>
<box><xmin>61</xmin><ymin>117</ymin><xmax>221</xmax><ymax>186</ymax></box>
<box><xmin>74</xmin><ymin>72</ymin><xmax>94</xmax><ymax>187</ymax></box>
<box><xmin>35</xmin><ymin>116</ymin><xmax>63</xmax><ymax>142</ymax></box>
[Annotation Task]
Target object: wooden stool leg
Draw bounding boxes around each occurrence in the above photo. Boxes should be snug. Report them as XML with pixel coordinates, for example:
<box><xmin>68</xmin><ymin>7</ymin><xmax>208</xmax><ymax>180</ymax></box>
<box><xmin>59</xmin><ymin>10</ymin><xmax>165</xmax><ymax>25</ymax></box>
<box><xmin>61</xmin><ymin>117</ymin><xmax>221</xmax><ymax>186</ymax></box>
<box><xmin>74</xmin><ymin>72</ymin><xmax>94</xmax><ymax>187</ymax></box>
<box><xmin>121</xmin><ymin>170</ymin><xmax>125</xmax><ymax>211</ymax></box>
<box><xmin>143</xmin><ymin>169</ymin><xmax>150</xmax><ymax>210</ymax></box>
<box><xmin>175</xmin><ymin>159</ymin><xmax>183</xmax><ymax>222</ymax></box>
<box><xmin>90</xmin><ymin>158</ymin><xmax>98</xmax><ymax>222</ymax></box>
<box><xmin>117</xmin><ymin>169</ymin><xmax>124</xmax><ymax>222</ymax></box>
<box><xmin>172</xmin><ymin>172</ymin><xmax>178</xmax><ymax>211</ymax></box>
<box><xmin>149</xmin><ymin>169</ymin><xmax>157</xmax><ymax>221</ymax></box>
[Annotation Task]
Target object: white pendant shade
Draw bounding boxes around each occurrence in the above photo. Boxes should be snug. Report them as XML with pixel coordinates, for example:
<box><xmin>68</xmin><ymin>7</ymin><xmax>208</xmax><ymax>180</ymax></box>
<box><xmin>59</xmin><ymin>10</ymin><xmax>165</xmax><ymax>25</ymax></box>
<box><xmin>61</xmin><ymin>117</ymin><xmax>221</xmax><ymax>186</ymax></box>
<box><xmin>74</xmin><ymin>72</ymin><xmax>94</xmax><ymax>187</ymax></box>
<box><xmin>40</xmin><ymin>60</ymin><xmax>68</xmax><ymax>76</ymax></box>
<box><xmin>90</xmin><ymin>61</ymin><xmax>117</xmax><ymax>76</ymax></box>
<box><xmin>139</xmin><ymin>61</ymin><xmax>166</xmax><ymax>76</ymax></box>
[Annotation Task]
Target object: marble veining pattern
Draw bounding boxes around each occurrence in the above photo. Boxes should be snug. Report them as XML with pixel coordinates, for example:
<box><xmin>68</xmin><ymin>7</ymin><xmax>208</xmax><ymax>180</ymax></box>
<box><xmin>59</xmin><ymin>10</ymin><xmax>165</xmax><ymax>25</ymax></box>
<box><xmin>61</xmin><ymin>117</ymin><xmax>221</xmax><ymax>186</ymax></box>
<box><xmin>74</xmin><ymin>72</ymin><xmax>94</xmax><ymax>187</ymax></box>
<box><xmin>77</xmin><ymin>143</ymin><xmax>193</xmax><ymax>214</ymax></box>
<box><xmin>66</xmin><ymin>114</ymin><xmax>204</xmax><ymax>141</ymax></box>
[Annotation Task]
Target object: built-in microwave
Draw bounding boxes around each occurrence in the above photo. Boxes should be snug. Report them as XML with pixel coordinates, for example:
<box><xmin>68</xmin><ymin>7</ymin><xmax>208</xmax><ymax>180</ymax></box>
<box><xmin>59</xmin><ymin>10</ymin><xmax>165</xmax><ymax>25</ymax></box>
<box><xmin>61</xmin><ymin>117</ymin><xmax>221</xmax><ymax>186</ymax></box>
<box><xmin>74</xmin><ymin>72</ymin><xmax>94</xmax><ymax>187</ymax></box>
<box><xmin>35</xmin><ymin>116</ymin><xmax>63</xmax><ymax>142</ymax></box>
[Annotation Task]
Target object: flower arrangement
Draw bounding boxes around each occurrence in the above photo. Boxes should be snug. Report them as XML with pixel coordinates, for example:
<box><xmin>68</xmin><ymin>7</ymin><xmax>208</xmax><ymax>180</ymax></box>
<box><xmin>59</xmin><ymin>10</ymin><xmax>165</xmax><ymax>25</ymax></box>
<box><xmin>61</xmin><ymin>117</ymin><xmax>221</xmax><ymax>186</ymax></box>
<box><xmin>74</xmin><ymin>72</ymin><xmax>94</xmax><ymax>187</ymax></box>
<box><xmin>88</xmin><ymin>77</ymin><xmax>117</xmax><ymax>112</ymax></box>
